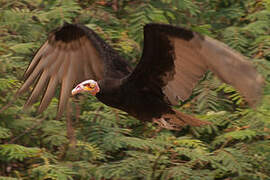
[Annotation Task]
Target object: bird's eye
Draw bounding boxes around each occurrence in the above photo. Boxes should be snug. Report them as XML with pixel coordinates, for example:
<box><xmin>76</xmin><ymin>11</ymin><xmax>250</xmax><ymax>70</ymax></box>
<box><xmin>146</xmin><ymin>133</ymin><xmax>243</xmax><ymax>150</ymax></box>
<box><xmin>84</xmin><ymin>83</ymin><xmax>95</xmax><ymax>89</ymax></box>
<box><xmin>84</xmin><ymin>83</ymin><xmax>91</xmax><ymax>87</ymax></box>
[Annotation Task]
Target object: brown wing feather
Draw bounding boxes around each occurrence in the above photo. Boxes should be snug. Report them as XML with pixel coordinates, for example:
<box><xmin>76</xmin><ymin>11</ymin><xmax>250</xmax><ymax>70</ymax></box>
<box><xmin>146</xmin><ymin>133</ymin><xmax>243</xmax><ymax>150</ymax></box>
<box><xmin>38</xmin><ymin>75</ymin><xmax>58</xmax><ymax>113</ymax></box>
<box><xmin>199</xmin><ymin>35</ymin><xmax>264</xmax><ymax>105</ymax></box>
<box><xmin>166</xmin><ymin>33</ymin><xmax>264</xmax><ymax>106</ymax></box>
<box><xmin>25</xmin><ymin>69</ymin><xmax>50</xmax><ymax>107</ymax></box>
<box><xmin>58</xmin><ymin>56</ymin><xmax>73</xmax><ymax>117</ymax></box>
<box><xmin>23</xmin><ymin>41</ymin><xmax>52</xmax><ymax>79</ymax></box>
<box><xmin>18</xmin><ymin>24</ymin><xmax>132</xmax><ymax>116</ymax></box>
<box><xmin>125</xmin><ymin>23</ymin><xmax>264</xmax><ymax>107</ymax></box>
<box><xmin>163</xmin><ymin>36</ymin><xmax>208</xmax><ymax>104</ymax></box>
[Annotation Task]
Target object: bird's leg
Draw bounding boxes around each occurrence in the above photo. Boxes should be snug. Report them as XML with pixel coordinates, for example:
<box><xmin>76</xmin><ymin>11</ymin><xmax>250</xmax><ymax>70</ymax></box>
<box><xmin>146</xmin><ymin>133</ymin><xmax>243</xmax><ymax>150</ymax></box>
<box><xmin>152</xmin><ymin>117</ymin><xmax>181</xmax><ymax>130</ymax></box>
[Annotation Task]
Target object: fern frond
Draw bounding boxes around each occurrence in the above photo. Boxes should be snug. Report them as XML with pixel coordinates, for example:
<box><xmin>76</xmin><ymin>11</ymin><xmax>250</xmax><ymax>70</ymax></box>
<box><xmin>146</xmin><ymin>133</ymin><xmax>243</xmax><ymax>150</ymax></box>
<box><xmin>0</xmin><ymin>144</ymin><xmax>41</xmax><ymax>161</ymax></box>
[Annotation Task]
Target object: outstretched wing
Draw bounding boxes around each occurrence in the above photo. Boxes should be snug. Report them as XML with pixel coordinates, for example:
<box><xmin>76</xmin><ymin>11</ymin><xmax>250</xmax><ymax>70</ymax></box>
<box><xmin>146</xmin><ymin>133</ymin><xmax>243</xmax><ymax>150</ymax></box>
<box><xmin>126</xmin><ymin>23</ymin><xmax>264</xmax><ymax>106</ymax></box>
<box><xmin>18</xmin><ymin>23</ymin><xmax>131</xmax><ymax>116</ymax></box>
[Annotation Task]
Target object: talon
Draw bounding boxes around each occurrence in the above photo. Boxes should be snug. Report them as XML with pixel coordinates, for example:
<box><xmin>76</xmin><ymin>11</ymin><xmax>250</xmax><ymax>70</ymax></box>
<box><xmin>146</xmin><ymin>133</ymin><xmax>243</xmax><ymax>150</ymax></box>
<box><xmin>153</xmin><ymin>118</ymin><xmax>181</xmax><ymax>130</ymax></box>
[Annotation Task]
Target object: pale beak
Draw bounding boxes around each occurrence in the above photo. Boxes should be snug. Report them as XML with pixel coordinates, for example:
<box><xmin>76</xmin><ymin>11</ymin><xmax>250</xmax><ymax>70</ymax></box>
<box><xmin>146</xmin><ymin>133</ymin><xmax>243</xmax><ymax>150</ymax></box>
<box><xmin>72</xmin><ymin>85</ymin><xmax>83</xmax><ymax>96</ymax></box>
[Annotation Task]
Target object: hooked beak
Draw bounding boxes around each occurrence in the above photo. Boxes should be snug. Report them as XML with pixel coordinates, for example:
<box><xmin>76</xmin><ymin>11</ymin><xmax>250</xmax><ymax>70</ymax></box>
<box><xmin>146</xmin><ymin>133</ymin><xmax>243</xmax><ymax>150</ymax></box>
<box><xmin>72</xmin><ymin>85</ymin><xmax>83</xmax><ymax>96</ymax></box>
<box><xmin>71</xmin><ymin>80</ymin><xmax>100</xmax><ymax>96</ymax></box>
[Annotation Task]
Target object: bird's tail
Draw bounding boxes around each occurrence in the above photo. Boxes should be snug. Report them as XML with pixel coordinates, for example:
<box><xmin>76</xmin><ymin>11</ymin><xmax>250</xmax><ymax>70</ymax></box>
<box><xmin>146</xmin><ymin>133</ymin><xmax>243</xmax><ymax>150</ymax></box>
<box><xmin>159</xmin><ymin>109</ymin><xmax>210</xmax><ymax>130</ymax></box>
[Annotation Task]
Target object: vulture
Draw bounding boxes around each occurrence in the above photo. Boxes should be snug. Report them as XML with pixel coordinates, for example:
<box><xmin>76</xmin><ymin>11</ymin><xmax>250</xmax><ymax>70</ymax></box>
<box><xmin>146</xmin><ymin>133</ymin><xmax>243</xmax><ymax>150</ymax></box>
<box><xmin>18</xmin><ymin>23</ymin><xmax>264</xmax><ymax>130</ymax></box>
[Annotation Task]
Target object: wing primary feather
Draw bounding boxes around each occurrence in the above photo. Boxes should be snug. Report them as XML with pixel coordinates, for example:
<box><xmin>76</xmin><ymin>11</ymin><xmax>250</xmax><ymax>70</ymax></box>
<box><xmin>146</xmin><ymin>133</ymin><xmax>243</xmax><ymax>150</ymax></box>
<box><xmin>198</xmin><ymin>35</ymin><xmax>264</xmax><ymax>106</ymax></box>
<box><xmin>24</xmin><ymin>41</ymin><xmax>52</xmax><ymax>79</ymax></box>
<box><xmin>19</xmin><ymin>68</ymin><xmax>41</xmax><ymax>94</ymax></box>
<box><xmin>38</xmin><ymin>75</ymin><xmax>59</xmax><ymax>113</ymax></box>
<box><xmin>46</xmin><ymin>48</ymin><xmax>62</xmax><ymax>75</ymax></box>
<box><xmin>18</xmin><ymin>47</ymin><xmax>57</xmax><ymax>94</ymax></box>
<box><xmin>55</xmin><ymin>50</ymin><xmax>69</xmax><ymax>81</ymax></box>
<box><xmin>24</xmin><ymin>69</ymin><xmax>50</xmax><ymax>108</ymax></box>
<box><xmin>37</xmin><ymin>48</ymin><xmax>64</xmax><ymax>113</ymax></box>
<box><xmin>57</xmin><ymin>53</ymin><xmax>76</xmax><ymax>118</ymax></box>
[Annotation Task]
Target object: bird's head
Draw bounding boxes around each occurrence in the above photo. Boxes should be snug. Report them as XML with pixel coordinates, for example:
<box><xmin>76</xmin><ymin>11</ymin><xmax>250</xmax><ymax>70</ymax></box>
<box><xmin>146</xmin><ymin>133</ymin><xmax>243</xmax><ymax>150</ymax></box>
<box><xmin>72</xmin><ymin>80</ymin><xmax>100</xmax><ymax>96</ymax></box>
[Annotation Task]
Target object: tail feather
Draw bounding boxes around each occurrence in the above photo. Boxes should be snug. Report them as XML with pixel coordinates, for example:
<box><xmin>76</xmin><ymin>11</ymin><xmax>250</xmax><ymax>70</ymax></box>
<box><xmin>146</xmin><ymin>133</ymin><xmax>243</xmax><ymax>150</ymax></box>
<box><xmin>160</xmin><ymin>109</ymin><xmax>210</xmax><ymax>130</ymax></box>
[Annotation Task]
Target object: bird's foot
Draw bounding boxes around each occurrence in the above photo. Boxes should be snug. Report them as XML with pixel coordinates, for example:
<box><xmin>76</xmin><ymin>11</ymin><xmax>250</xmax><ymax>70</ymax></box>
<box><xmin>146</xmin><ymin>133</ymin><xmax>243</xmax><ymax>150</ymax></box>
<box><xmin>152</xmin><ymin>117</ymin><xmax>181</xmax><ymax>131</ymax></box>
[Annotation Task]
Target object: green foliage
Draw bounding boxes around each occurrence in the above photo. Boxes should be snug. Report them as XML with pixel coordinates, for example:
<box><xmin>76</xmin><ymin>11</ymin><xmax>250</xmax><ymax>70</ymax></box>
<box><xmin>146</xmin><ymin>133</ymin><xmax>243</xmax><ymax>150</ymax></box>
<box><xmin>30</xmin><ymin>164</ymin><xmax>76</xmax><ymax>180</ymax></box>
<box><xmin>0</xmin><ymin>126</ymin><xmax>12</xmax><ymax>139</ymax></box>
<box><xmin>0</xmin><ymin>0</ymin><xmax>270</xmax><ymax>179</ymax></box>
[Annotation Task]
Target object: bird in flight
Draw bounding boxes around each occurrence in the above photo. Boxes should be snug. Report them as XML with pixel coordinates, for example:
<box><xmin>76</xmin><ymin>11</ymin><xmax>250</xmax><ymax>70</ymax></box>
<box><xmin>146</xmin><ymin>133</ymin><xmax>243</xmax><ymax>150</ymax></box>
<box><xmin>18</xmin><ymin>23</ymin><xmax>264</xmax><ymax>130</ymax></box>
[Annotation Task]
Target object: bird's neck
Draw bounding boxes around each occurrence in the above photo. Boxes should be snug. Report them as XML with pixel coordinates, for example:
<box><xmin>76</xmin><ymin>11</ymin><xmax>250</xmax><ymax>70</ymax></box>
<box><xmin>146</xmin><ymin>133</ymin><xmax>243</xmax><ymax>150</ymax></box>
<box><xmin>95</xmin><ymin>78</ymin><xmax>125</xmax><ymax>110</ymax></box>
<box><xmin>97</xmin><ymin>78</ymin><xmax>122</xmax><ymax>95</ymax></box>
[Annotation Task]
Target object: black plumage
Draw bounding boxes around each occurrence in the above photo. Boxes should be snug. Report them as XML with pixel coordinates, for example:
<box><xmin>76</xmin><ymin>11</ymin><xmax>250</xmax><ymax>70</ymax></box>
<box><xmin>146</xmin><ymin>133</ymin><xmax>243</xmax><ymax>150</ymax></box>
<box><xmin>18</xmin><ymin>23</ymin><xmax>264</xmax><ymax>130</ymax></box>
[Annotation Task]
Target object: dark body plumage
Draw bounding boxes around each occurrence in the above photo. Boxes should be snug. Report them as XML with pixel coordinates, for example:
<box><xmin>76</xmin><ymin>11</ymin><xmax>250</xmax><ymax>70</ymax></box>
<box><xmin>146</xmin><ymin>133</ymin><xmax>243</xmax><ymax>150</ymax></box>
<box><xmin>18</xmin><ymin>23</ymin><xmax>264</xmax><ymax>130</ymax></box>
<box><xmin>97</xmin><ymin>78</ymin><xmax>172</xmax><ymax>121</ymax></box>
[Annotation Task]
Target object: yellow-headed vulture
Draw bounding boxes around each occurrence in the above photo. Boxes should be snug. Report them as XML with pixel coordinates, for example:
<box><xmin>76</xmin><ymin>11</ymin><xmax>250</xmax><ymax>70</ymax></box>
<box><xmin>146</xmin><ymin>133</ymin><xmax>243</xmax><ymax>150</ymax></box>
<box><xmin>18</xmin><ymin>23</ymin><xmax>264</xmax><ymax>130</ymax></box>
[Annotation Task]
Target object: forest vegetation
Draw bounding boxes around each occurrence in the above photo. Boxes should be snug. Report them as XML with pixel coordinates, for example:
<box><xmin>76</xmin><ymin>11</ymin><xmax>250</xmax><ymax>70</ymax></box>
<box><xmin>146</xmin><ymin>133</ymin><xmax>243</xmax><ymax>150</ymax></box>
<box><xmin>0</xmin><ymin>0</ymin><xmax>270</xmax><ymax>179</ymax></box>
